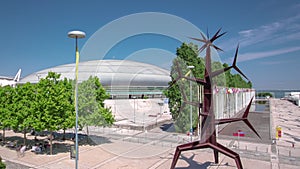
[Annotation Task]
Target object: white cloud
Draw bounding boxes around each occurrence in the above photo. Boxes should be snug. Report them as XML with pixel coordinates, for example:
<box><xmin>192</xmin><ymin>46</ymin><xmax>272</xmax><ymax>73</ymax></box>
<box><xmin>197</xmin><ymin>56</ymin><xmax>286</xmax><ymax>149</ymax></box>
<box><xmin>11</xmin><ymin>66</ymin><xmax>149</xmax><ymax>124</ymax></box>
<box><xmin>238</xmin><ymin>30</ymin><xmax>254</xmax><ymax>38</ymax></box>
<box><xmin>238</xmin><ymin>46</ymin><xmax>300</xmax><ymax>62</ymax></box>
<box><xmin>260</xmin><ymin>60</ymin><xmax>286</xmax><ymax>65</ymax></box>
<box><xmin>237</xmin><ymin>21</ymin><xmax>285</xmax><ymax>47</ymax></box>
<box><xmin>220</xmin><ymin>13</ymin><xmax>300</xmax><ymax>51</ymax></box>
<box><xmin>248</xmin><ymin>14</ymin><xmax>300</xmax><ymax>44</ymax></box>
<box><xmin>220</xmin><ymin>12</ymin><xmax>300</xmax><ymax>63</ymax></box>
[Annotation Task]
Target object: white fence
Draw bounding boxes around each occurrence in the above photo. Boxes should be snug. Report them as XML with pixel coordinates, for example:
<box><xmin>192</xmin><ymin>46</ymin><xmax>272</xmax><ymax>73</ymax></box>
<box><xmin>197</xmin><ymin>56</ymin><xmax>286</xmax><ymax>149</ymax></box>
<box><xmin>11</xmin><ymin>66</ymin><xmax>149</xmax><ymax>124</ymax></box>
<box><xmin>213</xmin><ymin>87</ymin><xmax>255</xmax><ymax>119</ymax></box>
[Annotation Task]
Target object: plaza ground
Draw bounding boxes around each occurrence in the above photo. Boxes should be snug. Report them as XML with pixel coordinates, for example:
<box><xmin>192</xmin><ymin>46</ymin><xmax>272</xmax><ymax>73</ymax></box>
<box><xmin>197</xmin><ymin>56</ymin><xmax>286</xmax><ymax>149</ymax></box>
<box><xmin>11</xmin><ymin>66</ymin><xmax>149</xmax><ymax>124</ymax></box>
<box><xmin>1</xmin><ymin>98</ymin><xmax>300</xmax><ymax>168</ymax></box>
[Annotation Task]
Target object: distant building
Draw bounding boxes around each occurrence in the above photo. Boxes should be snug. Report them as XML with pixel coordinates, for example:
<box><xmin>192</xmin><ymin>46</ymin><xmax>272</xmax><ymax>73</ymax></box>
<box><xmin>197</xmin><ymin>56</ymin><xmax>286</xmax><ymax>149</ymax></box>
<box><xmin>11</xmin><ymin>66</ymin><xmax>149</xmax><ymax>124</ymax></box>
<box><xmin>20</xmin><ymin>60</ymin><xmax>171</xmax><ymax>99</ymax></box>
<box><xmin>0</xmin><ymin>69</ymin><xmax>21</xmax><ymax>87</ymax></box>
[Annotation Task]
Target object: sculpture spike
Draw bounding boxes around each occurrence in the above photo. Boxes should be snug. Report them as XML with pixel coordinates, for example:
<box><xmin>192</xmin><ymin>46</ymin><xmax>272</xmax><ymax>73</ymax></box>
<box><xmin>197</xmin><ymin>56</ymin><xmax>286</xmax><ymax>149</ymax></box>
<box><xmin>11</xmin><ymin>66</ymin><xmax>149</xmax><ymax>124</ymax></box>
<box><xmin>242</xmin><ymin>97</ymin><xmax>253</xmax><ymax>118</ymax></box>
<box><xmin>233</xmin><ymin>44</ymin><xmax>239</xmax><ymax>66</ymax></box>
<box><xmin>199</xmin><ymin>44</ymin><xmax>207</xmax><ymax>53</ymax></box>
<box><xmin>206</xmin><ymin>27</ymin><xmax>210</xmax><ymax>40</ymax></box>
<box><xmin>210</xmin><ymin>28</ymin><xmax>226</xmax><ymax>42</ymax></box>
<box><xmin>231</xmin><ymin>44</ymin><xmax>250</xmax><ymax>81</ymax></box>
<box><xmin>189</xmin><ymin>37</ymin><xmax>206</xmax><ymax>43</ymax></box>
<box><xmin>243</xmin><ymin>119</ymin><xmax>261</xmax><ymax>139</ymax></box>
<box><xmin>212</xmin><ymin>44</ymin><xmax>224</xmax><ymax>52</ymax></box>
<box><xmin>200</xmin><ymin>32</ymin><xmax>207</xmax><ymax>41</ymax></box>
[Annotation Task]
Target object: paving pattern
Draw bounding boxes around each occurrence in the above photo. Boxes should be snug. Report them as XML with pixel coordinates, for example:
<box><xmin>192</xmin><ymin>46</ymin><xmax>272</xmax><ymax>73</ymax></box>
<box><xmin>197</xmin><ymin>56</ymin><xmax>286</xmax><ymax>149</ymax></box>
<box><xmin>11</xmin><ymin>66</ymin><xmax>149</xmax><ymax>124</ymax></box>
<box><xmin>1</xmin><ymin>98</ymin><xmax>300</xmax><ymax>169</ymax></box>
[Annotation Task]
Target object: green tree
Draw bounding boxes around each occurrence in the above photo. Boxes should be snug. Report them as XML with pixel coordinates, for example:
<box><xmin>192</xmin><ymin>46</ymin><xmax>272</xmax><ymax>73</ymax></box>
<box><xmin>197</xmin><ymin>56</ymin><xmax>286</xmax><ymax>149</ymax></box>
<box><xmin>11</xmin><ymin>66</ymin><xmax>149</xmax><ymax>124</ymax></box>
<box><xmin>257</xmin><ymin>92</ymin><xmax>273</xmax><ymax>98</ymax></box>
<box><xmin>223</xmin><ymin>63</ymin><xmax>233</xmax><ymax>87</ymax></box>
<box><xmin>164</xmin><ymin>43</ymin><xmax>203</xmax><ymax>133</ymax></box>
<box><xmin>212</xmin><ymin>61</ymin><xmax>226</xmax><ymax>86</ymax></box>
<box><xmin>10</xmin><ymin>82</ymin><xmax>36</xmax><ymax>145</ymax></box>
<box><xmin>164</xmin><ymin>43</ymin><xmax>252</xmax><ymax>133</ymax></box>
<box><xmin>58</xmin><ymin>78</ymin><xmax>75</xmax><ymax>140</ymax></box>
<box><xmin>0</xmin><ymin>86</ymin><xmax>14</xmax><ymax>142</ymax></box>
<box><xmin>78</xmin><ymin>76</ymin><xmax>114</xmax><ymax>140</ymax></box>
<box><xmin>35</xmin><ymin>72</ymin><xmax>74</xmax><ymax>155</ymax></box>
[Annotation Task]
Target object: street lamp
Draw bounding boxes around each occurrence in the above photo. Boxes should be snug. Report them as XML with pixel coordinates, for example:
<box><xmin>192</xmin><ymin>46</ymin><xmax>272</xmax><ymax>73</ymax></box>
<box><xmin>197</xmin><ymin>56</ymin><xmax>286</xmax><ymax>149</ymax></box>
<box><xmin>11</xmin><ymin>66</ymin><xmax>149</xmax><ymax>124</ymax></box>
<box><xmin>187</xmin><ymin>65</ymin><xmax>194</xmax><ymax>142</ymax></box>
<box><xmin>68</xmin><ymin>30</ymin><xmax>86</xmax><ymax>169</ymax></box>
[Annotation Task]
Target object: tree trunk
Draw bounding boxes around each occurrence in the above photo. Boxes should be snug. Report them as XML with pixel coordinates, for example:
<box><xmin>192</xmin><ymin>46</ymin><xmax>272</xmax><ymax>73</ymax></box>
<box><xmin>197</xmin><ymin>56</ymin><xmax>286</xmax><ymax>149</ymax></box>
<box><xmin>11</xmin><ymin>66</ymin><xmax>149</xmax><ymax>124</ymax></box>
<box><xmin>2</xmin><ymin>129</ymin><xmax>5</xmax><ymax>143</ymax></box>
<box><xmin>86</xmin><ymin>126</ymin><xmax>89</xmax><ymax>143</ymax></box>
<box><xmin>23</xmin><ymin>129</ymin><xmax>27</xmax><ymax>145</ymax></box>
<box><xmin>63</xmin><ymin>129</ymin><xmax>66</xmax><ymax>140</ymax></box>
<box><xmin>50</xmin><ymin>131</ymin><xmax>53</xmax><ymax>155</ymax></box>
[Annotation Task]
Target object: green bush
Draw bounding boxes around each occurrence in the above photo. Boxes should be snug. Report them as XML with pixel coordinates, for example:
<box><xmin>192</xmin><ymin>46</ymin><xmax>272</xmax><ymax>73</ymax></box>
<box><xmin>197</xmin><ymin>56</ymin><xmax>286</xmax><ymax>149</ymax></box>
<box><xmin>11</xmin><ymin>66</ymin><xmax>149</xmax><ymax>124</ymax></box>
<box><xmin>257</xmin><ymin>92</ymin><xmax>273</xmax><ymax>98</ymax></box>
<box><xmin>0</xmin><ymin>156</ymin><xmax>6</xmax><ymax>169</ymax></box>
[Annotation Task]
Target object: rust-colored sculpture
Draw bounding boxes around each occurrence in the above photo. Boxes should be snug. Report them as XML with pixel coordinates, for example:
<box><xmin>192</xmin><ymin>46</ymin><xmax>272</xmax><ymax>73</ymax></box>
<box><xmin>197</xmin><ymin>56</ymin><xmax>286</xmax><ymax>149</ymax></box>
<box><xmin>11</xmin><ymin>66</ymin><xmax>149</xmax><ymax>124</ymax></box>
<box><xmin>170</xmin><ymin>29</ymin><xmax>261</xmax><ymax>169</ymax></box>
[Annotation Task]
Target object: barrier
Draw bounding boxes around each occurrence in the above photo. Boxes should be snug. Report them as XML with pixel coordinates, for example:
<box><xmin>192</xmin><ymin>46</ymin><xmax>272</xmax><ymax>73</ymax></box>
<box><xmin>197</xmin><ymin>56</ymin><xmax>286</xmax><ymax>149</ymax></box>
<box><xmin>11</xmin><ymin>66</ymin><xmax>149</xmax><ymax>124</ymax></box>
<box><xmin>214</xmin><ymin>87</ymin><xmax>255</xmax><ymax>119</ymax></box>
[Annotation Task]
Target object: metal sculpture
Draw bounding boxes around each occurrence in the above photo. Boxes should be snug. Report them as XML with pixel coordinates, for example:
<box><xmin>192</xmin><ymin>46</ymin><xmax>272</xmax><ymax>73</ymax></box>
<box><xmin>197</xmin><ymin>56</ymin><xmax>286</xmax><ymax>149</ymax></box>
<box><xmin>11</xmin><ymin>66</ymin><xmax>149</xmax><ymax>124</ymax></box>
<box><xmin>170</xmin><ymin>29</ymin><xmax>261</xmax><ymax>169</ymax></box>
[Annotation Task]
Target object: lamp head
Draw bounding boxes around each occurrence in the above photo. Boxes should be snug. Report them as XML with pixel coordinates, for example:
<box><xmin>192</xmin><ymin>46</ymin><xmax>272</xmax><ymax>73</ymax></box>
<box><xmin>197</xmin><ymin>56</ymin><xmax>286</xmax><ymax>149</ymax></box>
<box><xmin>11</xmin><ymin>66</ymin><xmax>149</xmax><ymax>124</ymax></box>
<box><xmin>68</xmin><ymin>30</ymin><xmax>86</xmax><ymax>39</ymax></box>
<box><xmin>187</xmin><ymin>66</ymin><xmax>195</xmax><ymax>69</ymax></box>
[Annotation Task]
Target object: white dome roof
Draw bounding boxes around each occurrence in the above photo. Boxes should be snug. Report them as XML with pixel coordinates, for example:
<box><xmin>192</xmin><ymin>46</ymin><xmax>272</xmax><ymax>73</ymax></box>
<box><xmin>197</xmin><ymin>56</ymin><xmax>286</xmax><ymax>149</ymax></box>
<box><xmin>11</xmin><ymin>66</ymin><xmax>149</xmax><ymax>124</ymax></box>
<box><xmin>20</xmin><ymin>60</ymin><xmax>171</xmax><ymax>88</ymax></box>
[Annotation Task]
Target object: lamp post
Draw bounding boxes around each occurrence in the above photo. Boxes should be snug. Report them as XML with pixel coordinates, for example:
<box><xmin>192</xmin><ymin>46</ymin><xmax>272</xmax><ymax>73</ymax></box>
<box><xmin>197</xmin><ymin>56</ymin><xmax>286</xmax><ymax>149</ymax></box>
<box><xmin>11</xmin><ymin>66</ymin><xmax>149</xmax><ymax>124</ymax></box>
<box><xmin>68</xmin><ymin>30</ymin><xmax>86</xmax><ymax>169</ymax></box>
<box><xmin>187</xmin><ymin>65</ymin><xmax>194</xmax><ymax>141</ymax></box>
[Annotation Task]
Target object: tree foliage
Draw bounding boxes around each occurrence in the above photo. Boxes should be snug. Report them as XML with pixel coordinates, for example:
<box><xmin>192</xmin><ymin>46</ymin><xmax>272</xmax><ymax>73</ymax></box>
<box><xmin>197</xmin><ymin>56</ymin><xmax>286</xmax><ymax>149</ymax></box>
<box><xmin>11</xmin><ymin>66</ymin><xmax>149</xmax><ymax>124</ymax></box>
<box><xmin>256</xmin><ymin>92</ymin><xmax>273</xmax><ymax>98</ymax></box>
<box><xmin>164</xmin><ymin>43</ymin><xmax>252</xmax><ymax>133</ymax></box>
<box><xmin>11</xmin><ymin>82</ymin><xmax>37</xmax><ymax>145</ymax></box>
<box><xmin>0</xmin><ymin>72</ymin><xmax>113</xmax><ymax>155</ymax></box>
<box><xmin>223</xmin><ymin>63</ymin><xmax>252</xmax><ymax>88</ymax></box>
<box><xmin>164</xmin><ymin>43</ymin><xmax>203</xmax><ymax>133</ymax></box>
<box><xmin>34</xmin><ymin>72</ymin><xmax>74</xmax><ymax>154</ymax></box>
<box><xmin>78</xmin><ymin>76</ymin><xmax>114</xmax><ymax>129</ymax></box>
<box><xmin>0</xmin><ymin>86</ymin><xmax>13</xmax><ymax>142</ymax></box>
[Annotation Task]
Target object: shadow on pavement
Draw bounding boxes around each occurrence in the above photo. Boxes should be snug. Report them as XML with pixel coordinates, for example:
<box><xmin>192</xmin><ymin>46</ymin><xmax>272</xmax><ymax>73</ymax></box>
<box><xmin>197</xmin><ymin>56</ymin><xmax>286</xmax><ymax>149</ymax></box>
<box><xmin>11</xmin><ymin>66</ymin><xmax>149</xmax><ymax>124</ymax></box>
<box><xmin>160</xmin><ymin>122</ymin><xmax>175</xmax><ymax>132</ymax></box>
<box><xmin>1</xmin><ymin>131</ymin><xmax>112</xmax><ymax>155</ymax></box>
<box><xmin>176</xmin><ymin>153</ymin><xmax>211</xmax><ymax>169</ymax></box>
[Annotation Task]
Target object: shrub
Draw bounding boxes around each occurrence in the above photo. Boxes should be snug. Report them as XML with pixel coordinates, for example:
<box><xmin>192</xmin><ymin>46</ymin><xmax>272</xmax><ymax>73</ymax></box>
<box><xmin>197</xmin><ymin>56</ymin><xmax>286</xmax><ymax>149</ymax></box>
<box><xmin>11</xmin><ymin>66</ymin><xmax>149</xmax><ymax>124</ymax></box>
<box><xmin>0</xmin><ymin>156</ymin><xmax>6</xmax><ymax>169</ymax></box>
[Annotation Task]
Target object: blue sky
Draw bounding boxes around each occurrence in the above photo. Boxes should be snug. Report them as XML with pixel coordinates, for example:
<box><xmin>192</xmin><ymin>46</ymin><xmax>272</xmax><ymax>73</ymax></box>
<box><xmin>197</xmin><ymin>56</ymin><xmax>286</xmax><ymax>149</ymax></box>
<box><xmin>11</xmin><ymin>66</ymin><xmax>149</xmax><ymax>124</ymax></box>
<box><xmin>1</xmin><ymin>0</ymin><xmax>300</xmax><ymax>90</ymax></box>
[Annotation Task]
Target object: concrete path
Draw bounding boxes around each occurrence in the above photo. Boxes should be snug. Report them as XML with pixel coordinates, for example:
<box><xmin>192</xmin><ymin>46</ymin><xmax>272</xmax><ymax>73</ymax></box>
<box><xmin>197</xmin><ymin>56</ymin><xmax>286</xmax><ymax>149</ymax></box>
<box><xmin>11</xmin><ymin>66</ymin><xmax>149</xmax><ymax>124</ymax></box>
<box><xmin>1</xmin><ymin>98</ymin><xmax>300</xmax><ymax>169</ymax></box>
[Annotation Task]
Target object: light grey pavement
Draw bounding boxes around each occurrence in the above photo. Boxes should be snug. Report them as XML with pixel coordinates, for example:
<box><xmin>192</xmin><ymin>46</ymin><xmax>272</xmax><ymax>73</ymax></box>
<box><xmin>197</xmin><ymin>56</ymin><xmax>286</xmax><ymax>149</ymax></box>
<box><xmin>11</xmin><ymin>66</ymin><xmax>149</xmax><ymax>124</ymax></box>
<box><xmin>1</xmin><ymin>98</ymin><xmax>300</xmax><ymax>169</ymax></box>
<box><xmin>269</xmin><ymin>99</ymin><xmax>300</xmax><ymax>169</ymax></box>
<box><xmin>0</xmin><ymin>136</ymin><xmax>275</xmax><ymax>169</ymax></box>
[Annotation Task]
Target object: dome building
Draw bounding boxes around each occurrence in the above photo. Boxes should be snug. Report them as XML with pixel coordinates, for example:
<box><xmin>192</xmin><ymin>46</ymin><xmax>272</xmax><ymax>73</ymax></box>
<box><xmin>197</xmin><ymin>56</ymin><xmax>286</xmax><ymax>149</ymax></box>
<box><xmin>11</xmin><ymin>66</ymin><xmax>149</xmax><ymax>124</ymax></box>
<box><xmin>20</xmin><ymin>60</ymin><xmax>171</xmax><ymax>99</ymax></box>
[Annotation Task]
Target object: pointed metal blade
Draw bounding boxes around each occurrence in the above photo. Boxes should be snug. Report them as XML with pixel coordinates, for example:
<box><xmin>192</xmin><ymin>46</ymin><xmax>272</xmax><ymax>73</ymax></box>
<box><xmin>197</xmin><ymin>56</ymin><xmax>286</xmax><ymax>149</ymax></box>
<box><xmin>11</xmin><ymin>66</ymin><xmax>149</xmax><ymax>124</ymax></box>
<box><xmin>216</xmin><ymin>117</ymin><xmax>242</xmax><ymax>125</ymax></box>
<box><xmin>206</xmin><ymin>27</ymin><xmax>210</xmax><ymax>40</ymax></box>
<box><xmin>210</xmin><ymin>28</ymin><xmax>222</xmax><ymax>42</ymax></box>
<box><xmin>232</xmin><ymin>44</ymin><xmax>239</xmax><ymax>67</ymax></box>
<box><xmin>200</xmin><ymin>32</ymin><xmax>207</xmax><ymax>41</ymax></box>
<box><xmin>212</xmin><ymin>44</ymin><xmax>223</xmax><ymax>51</ymax></box>
<box><xmin>234</xmin><ymin>66</ymin><xmax>249</xmax><ymax>81</ymax></box>
<box><xmin>243</xmin><ymin>119</ymin><xmax>262</xmax><ymax>139</ymax></box>
<box><xmin>215</xmin><ymin>31</ymin><xmax>227</xmax><ymax>41</ymax></box>
<box><xmin>211</xmin><ymin>66</ymin><xmax>232</xmax><ymax>78</ymax></box>
<box><xmin>230</xmin><ymin>44</ymin><xmax>249</xmax><ymax>81</ymax></box>
<box><xmin>242</xmin><ymin>97</ymin><xmax>253</xmax><ymax>118</ymax></box>
<box><xmin>198</xmin><ymin>44</ymin><xmax>207</xmax><ymax>53</ymax></box>
<box><xmin>189</xmin><ymin>37</ymin><xmax>206</xmax><ymax>43</ymax></box>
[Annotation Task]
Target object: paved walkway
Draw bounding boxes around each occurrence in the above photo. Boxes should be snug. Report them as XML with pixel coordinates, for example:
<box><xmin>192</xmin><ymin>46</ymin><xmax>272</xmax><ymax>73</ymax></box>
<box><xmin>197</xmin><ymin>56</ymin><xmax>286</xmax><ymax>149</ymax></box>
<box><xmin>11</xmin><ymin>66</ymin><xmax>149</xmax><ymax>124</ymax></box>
<box><xmin>269</xmin><ymin>99</ymin><xmax>300</xmax><ymax>169</ymax></box>
<box><xmin>1</xmin><ymin>98</ymin><xmax>299</xmax><ymax>169</ymax></box>
<box><xmin>0</xmin><ymin>138</ymin><xmax>273</xmax><ymax>169</ymax></box>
